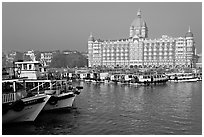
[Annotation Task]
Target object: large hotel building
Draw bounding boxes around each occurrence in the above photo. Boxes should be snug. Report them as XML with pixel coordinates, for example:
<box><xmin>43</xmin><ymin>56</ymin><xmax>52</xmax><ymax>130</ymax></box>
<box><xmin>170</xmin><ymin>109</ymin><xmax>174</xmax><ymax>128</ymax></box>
<box><xmin>88</xmin><ymin>10</ymin><xmax>196</xmax><ymax>68</ymax></box>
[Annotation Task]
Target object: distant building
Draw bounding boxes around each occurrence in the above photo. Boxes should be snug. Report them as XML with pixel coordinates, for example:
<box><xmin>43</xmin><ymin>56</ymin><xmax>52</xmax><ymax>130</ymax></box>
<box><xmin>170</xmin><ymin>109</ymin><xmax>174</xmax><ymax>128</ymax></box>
<box><xmin>88</xmin><ymin>9</ymin><xmax>197</xmax><ymax>68</ymax></box>
<box><xmin>40</xmin><ymin>50</ymin><xmax>60</xmax><ymax>66</ymax></box>
<box><xmin>6</xmin><ymin>51</ymin><xmax>17</xmax><ymax>63</ymax></box>
<box><xmin>24</xmin><ymin>50</ymin><xmax>36</xmax><ymax>61</ymax></box>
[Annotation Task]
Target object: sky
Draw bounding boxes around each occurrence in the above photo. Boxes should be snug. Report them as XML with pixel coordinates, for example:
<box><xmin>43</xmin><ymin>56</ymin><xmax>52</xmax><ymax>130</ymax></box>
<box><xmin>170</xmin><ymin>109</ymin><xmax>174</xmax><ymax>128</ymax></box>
<box><xmin>2</xmin><ymin>2</ymin><xmax>202</xmax><ymax>53</ymax></box>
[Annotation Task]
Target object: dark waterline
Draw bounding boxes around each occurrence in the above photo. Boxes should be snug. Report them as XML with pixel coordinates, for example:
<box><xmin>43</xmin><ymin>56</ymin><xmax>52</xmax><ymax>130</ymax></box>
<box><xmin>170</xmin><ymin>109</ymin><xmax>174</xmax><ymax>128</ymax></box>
<box><xmin>2</xmin><ymin>81</ymin><xmax>202</xmax><ymax>135</ymax></box>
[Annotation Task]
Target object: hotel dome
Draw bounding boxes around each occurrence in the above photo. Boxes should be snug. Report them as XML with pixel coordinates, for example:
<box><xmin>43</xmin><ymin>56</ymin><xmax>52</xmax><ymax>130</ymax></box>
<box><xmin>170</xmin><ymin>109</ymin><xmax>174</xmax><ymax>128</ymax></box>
<box><xmin>131</xmin><ymin>9</ymin><xmax>147</xmax><ymax>28</ymax></box>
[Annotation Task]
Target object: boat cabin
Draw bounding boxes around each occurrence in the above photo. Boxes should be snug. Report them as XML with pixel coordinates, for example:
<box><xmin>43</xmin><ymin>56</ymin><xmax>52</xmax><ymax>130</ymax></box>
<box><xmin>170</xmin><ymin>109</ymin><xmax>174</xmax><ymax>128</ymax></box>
<box><xmin>14</xmin><ymin>61</ymin><xmax>46</xmax><ymax>79</ymax></box>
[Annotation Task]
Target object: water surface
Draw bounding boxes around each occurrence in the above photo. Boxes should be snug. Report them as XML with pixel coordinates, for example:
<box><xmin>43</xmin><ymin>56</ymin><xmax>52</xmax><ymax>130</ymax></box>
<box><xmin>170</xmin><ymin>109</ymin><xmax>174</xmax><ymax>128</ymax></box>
<box><xmin>3</xmin><ymin>81</ymin><xmax>202</xmax><ymax>135</ymax></box>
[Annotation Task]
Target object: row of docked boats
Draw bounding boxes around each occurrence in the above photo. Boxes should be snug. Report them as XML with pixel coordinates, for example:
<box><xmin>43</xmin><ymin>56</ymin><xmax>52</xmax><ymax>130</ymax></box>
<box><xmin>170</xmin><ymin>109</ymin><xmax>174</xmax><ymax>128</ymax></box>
<box><xmin>70</xmin><ymin>71</ymin><xmax>202</xmax><ymax>85</ymax></box>
<box><xmin>2</xmin><ymin>60</ymin><xmax>83</xmax><ymax>124</ymax></box>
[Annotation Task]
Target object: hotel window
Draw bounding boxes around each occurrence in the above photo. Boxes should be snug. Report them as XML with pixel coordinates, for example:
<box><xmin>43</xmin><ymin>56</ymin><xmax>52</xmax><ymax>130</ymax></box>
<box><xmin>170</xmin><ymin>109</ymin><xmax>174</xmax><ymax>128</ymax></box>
<box><xmin>144</xmin><ymin>48</ymin><xmax>147</xmax><ymax>51</ymax></box>
<box><xmin>167</xmin><ymin>42</ymin><xmax>170</xmax><ymax>45</ymax></box>
<box><xmin>187</xmin><ymin>48</ymin><xmax>192</xmax><ymax>51</ymax></box>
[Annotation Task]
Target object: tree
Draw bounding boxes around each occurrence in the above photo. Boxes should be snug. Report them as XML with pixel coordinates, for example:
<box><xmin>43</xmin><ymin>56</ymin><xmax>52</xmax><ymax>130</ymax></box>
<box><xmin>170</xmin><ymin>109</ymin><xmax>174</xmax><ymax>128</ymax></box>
<box><xmin>34</xmin><ymin>51</ymin><xmax>41</xmax><ymax>61</ymax></box>
<box><xmin>23</xmin><ymin>55</ymin><xmax>32</xmax><ymax>61</ymax></box>
<box><xmin>49</xmin><ymin>52</ymin><xmax>88</xmax><ymax>68</ymax></box>
<box><xmin>14</xmin><ymin>52</ymin><xmax>23</xmax><ymax>62</ymax></box>
<box><xmin>50</xmin><ymin>54</ymin><xmax>67</xmax><ymax>68</ymax></box>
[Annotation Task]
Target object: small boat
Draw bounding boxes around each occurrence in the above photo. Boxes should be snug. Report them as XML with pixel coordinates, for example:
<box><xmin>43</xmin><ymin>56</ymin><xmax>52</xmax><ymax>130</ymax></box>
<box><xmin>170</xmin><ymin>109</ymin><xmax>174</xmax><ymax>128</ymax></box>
<box><xmin>2</xmin><ymin>79</ymin><xmax>51</xmax><ymax>124</ymax></box>
<box><xmin>43</xmin><ymin>80</ymin><xmax>83</xmax><ymax>111</ymax></box>
<box><xmin>135</xmin><ymin>74</ymin><xmax>168</xmax><ymax>85</ymax></box>
<box><xmin>167</xmin><ymin>73</ymin><xmax>199</xmax><ymax>82</ymax></box>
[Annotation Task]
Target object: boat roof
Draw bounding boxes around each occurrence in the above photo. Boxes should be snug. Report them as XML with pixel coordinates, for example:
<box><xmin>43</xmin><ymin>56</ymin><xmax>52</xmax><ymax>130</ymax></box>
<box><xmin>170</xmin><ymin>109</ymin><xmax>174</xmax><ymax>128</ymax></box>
<box><xmin>15</xmin><ymin>61</ymin><xmax>41</xmax><ymax>64</ymax></box>
<box><xmin>2</xmin><ymin>78</ymin><xmax>68</xmax><ymax>83</ymax></box>
<box><xmin>18</xmin><ymin>79</ymin><xmax>67</xmax><ymax>83</ymax></box>
<box><xmin>2</xmin><ymin>79</ymin><xmax>20</xmax><ymax>83</ymax></box>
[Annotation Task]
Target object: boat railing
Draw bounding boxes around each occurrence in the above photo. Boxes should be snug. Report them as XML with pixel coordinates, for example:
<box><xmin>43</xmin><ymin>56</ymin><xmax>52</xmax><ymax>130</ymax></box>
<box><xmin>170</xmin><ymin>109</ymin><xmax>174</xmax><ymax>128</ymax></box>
<box><xmin>2</xmin><ymin>93</ymin><xmax>16</xmax><ymax>103</ymax></box>
<box><xmin>29</xmin><ymin>82</ymin><xmax>48</xmax><ymax>94</ymax></box>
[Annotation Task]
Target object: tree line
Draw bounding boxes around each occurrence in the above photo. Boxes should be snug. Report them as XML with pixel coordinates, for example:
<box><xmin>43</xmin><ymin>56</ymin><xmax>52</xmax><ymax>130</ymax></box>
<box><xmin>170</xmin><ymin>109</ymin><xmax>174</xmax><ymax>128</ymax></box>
<box><xmin>2</xmin><ymin>51</ymin><xmax>88</xmax><ymax>68</ymax></box>
<box><xmin>50</xmin><ymin>52</ymin><xmax>88</xmax><ymax>68</ymax></box>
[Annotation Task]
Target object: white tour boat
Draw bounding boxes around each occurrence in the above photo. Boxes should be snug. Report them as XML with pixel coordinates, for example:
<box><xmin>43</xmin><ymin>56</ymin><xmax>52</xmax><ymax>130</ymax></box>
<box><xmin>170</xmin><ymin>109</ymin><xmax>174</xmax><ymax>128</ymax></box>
<box><xmin>167</xmin><ymin>73</ymin><xmax>199</xmax><ymax>82</ymax></box>
<box><xmin>135</xmin><ymin>74</ymin><xmax>168</xmax><ymax>85</ymax></box>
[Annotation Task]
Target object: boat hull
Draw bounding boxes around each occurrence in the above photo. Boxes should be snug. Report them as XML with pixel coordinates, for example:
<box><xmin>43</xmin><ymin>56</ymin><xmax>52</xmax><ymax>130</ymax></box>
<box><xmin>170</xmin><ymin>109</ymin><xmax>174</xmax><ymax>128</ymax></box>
<box><xmin>43</xmin><ymin>92</ymin><xmax>76</xmax><ymax>111</ymax></box>
<box><xmin>169</xmin><ymin>78</ymin><xmax>199</xmax><ymax>82</ymax></box>
<box><xmin>2</xmin><ymin>94</ymin><xmax>50</xmax><ymax>124</ymax></box>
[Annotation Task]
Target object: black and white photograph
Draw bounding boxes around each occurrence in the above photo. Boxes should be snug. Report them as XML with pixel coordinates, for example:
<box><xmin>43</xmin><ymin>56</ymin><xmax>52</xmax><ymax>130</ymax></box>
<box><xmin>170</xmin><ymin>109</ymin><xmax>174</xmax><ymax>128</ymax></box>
<box><xmin>2</xmin><ymin>2</ymin><xmax>202</xmax><ymax>135</ymax></box>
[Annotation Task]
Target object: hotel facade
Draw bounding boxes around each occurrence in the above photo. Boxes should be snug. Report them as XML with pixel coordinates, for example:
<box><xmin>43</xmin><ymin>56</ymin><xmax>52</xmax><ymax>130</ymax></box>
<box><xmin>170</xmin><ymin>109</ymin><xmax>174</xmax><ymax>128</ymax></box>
<box><xmin>88</xmin><ymin>10</ymin><xmax>196</xmax><ymax>68</ymax></box>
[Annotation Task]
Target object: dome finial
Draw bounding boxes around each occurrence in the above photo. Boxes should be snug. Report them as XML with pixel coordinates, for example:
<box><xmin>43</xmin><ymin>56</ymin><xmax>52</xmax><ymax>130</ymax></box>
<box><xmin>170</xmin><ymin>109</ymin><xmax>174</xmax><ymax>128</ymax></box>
<box><xmin>137</xmin><ymin>9</ymin><xmax>141</xmax><ymax>17</ymax></box>
<box><xmin>185</xmin><ymin>26</ymin><xmax>193</xmax><ymax>37</ymax></box>
<box><xmin>90</xmin><ymin>32</ymin><xmax>93</xmax><ymax>37</ymax></box>
<box><xmin>188</xmin><ymin>26</ymin><xmax>191</xmax><ymax>32</ymax></box>
<box><xmin>88</xmin><ymin>32</ymin><xmax>94</xmax><ymax>41</ymax></box>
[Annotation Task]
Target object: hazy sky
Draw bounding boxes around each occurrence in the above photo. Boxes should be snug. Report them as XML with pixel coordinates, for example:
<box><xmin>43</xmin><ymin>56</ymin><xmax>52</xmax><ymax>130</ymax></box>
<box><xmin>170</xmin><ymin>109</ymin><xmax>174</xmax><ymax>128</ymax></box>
<box><xmin>2</xmin><ymin>2</ymin><xmax>202</xmax><ymax>53</ymax></box>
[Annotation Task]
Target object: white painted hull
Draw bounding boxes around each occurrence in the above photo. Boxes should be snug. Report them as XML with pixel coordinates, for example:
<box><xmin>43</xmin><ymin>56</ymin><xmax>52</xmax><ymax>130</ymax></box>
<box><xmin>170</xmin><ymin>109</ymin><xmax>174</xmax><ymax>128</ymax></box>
<box><xmin>91</xmin><ymin>80</ymin><xmax>97</xmax><ymax>83</ymax></box>
<box><xmin>117</xmin><ymin>82</ymin><xmax>127</xmax><ymax>85</ymax></box>
<box><xmin>104</xmin><ymin>80</ymin><xmax>109</xmax><ymax>83</ymax></box>
<box><xmin>43</xmin><ymin>93</ymin><xmax>76</xmax><ymax>111</ymax></box>
<box><xmin>84</xmin><ymin>79</ymin><xmax>91</xmax><ymax>82</ymax></box>
<box><xmin>129</xmin><ymin>83</ymin><xmax>138</xmax><ymax>86</ymax></box>
<box><xmin>2</xmin><ymin>94</ymin><xmax>50</xmax><ymax>124</ymax></box>
<box><xmin>169</xmin><ymin>78</ymin><xmax>199</xmax><ymax>82</ymax></box>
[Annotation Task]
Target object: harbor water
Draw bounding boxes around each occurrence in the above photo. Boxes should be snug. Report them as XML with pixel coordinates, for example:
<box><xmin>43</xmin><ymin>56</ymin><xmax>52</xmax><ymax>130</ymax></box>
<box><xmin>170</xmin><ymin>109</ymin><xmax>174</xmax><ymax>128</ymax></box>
<box><xmin>2</xmin><ymin>81</ymin><xmax>202</xmax><ymax>135</ymax></box>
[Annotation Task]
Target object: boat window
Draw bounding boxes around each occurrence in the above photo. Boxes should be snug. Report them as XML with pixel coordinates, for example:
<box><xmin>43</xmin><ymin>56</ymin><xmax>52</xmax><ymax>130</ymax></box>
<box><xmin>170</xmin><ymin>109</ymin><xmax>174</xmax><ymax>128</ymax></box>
<box><xmin>34</xmin><ymin>64</ymin><xmax>39</xmax><ymax>70</ymax></box>
<box><xmin>16</xmin><ymin>82</ymin><xmax>24</xmax><ymax>91</ymax></box>
<box><xmin>29</xmin><ymin>64</ymin><xmax>32</xmax><ymax>70</ymax></box>
<box><xmin>3</xmin><ymin>82</ymin><xmax>14</xmax><ymax>93</ymax></box>
<box><xmin>23</xmin><ymin>64</ymin><xmax>27</xmax><ymax>70</ymax></box>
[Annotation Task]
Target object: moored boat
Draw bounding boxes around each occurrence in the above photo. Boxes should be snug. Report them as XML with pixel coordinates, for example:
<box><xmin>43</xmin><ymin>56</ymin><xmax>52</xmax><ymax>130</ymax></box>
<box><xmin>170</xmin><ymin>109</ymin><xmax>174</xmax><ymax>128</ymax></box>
<box><xmin>135</xmin><ymin>74</ymin><xmax>168</xmax><ymax>85</ymax></box>
<box><xmin>2</xmin><ymin>79</ymin><xmax>50</xmax><ymax>124</ymax></box>
<box><xmin>20</xmin><ymin>79</ymin><xmax>83</xmax><ymax>111</ymax></box>
<box><xmin>12</xmin><ymin>60</ymin><xmax>83</xmax><ymax>111</ymax></box>
<box><xmin>166</xmin><ymin>73</ymin><xmax>199</xmax><ymax>82</ymax></box>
